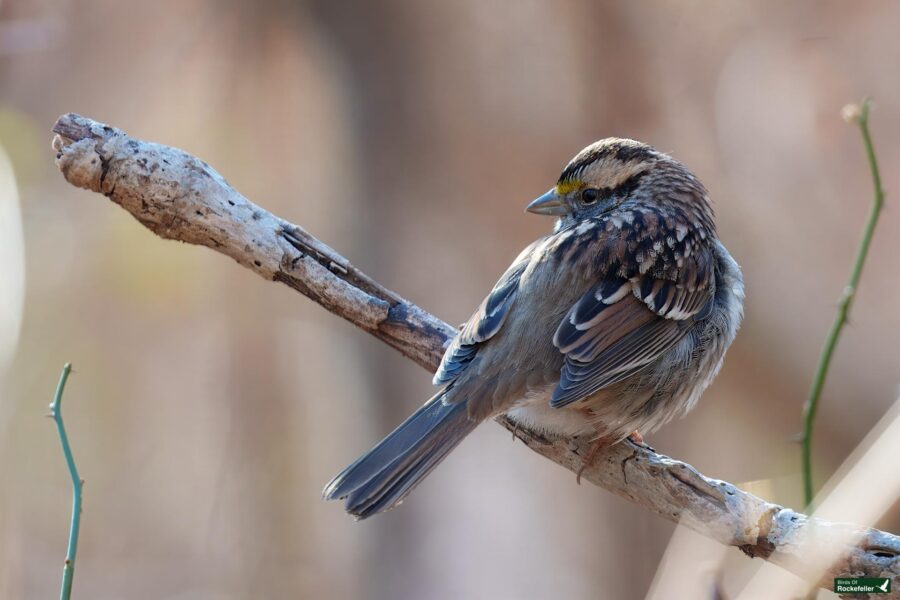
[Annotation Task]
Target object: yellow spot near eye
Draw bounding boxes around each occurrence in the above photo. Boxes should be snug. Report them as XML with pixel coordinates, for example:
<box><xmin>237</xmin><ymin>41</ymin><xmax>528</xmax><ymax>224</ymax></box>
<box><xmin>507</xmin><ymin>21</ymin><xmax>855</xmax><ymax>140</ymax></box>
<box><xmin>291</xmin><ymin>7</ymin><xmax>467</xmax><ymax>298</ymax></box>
<box><xmin>555</xmin><ymin>180</ymin><xmax>583</xmax><ymax>195</ymax></box>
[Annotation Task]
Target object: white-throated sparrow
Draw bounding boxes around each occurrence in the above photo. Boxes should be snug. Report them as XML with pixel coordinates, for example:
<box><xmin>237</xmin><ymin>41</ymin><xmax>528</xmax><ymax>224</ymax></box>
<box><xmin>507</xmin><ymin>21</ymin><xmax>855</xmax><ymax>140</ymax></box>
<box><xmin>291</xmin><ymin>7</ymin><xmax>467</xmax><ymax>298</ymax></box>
<box><xmin>324</xmin><ymin>138</ymin><xmax>744</xmax><ymax>519</ymax></box>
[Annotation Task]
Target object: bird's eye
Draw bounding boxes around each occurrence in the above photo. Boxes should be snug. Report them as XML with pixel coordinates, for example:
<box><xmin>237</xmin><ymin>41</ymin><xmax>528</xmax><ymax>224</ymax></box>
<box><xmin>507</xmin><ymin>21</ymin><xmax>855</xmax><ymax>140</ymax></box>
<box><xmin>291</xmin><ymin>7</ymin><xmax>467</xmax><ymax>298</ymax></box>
<box><xmin>581</xmin><ymin>188</ymin><xmax>600</xmax><ymax>205</ymax></box>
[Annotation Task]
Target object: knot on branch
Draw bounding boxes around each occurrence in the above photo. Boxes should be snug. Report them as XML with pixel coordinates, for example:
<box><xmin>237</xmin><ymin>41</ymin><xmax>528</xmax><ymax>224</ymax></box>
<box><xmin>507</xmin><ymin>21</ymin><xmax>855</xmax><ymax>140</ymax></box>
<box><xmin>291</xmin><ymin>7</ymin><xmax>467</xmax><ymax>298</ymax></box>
<box><xmin>52</xmin><ymin>113</ymin><xmax>126</xmax><ymax>194</ymax></box>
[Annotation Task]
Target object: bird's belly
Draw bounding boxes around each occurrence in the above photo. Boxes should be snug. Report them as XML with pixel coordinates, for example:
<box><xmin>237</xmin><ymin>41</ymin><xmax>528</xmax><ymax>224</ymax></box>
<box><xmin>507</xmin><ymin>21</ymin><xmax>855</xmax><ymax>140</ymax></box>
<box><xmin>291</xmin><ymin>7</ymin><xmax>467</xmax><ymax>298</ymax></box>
<box><xmin>505</xmin><ymin>386</ymin><xmax>597</xmax><ymax>438</ymax></box>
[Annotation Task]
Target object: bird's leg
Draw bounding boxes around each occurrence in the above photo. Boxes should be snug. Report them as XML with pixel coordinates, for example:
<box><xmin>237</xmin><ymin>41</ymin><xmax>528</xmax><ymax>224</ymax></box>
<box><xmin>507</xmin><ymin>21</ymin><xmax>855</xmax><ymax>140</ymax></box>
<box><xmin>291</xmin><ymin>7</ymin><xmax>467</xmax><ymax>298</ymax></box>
<box><xmin>576</xmin><ymin>430</ymin><xmax>646</xmax><ymax>485</ymax></box>
<box><xmin>625</xmin><ymin>430</ymin><xmax>654</xmax><ymax>452</ymax></box>
<box><xmin>576</xmin><ymin>415</ymin><xmax>612</xmax><ymax>485</ymax></box>
<box><xmin>576</xmin><ymin>436</ymin><xmax>610</xmax><ymax>485</ymax></box>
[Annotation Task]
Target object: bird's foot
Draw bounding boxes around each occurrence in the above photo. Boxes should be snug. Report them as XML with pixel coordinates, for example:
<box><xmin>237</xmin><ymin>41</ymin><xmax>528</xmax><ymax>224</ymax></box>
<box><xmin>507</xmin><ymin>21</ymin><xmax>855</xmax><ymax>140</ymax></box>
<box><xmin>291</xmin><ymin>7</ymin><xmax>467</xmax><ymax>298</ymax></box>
<box><xmin>576</xmin><ymin>431</ymin><xmax>650</xmax><ymax>484</ymax></box>
<box><xmin>576</xmin><ymin>436</ymin><xmax>612</xmax><ymax>485</ymax></box>
<box><xmin>625</xmin><ymin>430</ymin><xmax>654</xmax><ymax>452</ymax></box>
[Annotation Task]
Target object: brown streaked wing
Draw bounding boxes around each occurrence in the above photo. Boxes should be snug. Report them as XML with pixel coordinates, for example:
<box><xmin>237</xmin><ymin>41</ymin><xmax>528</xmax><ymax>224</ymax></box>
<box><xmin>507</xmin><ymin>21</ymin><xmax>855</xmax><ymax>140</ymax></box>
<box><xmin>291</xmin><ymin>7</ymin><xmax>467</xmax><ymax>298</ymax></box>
<box><xmin>550</xmin><ymin>243</ymin><xmax>714</xmax><ymax>408</ymax></box>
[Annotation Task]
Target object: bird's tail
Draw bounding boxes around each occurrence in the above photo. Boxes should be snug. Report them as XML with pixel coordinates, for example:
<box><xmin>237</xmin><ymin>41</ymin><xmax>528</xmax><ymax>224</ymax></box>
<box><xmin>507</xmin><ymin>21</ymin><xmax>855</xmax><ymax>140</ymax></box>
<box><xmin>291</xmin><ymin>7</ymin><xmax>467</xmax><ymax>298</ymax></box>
<box><xmin>323</xmin><ymin>391</ymin><xmax>478</xmax><ymax>519</ymax></box>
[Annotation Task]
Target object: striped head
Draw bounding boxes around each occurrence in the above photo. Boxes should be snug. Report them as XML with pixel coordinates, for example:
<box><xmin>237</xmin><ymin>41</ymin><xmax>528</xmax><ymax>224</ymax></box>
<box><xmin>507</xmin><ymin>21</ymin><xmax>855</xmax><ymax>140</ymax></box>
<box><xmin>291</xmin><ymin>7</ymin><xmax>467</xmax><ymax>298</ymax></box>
<box><xmin>526</xmin><ymin>138</ymin><xmax>715</xmax><ymax>237</ymax></box>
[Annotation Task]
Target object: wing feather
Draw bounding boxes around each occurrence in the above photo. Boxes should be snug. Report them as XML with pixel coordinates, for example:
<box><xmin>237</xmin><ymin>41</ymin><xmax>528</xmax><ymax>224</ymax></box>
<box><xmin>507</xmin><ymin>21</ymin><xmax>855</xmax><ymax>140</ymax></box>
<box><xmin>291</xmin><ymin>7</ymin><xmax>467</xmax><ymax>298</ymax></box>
<box><xmin>432</xmin><ymin>242</ymin><xmax>537</xmax><ymax>385</ymax></box>
<box><xmin>549</xmin><ymin>218</ymin><xmax>716</xmax><ymax>409</ymax></box>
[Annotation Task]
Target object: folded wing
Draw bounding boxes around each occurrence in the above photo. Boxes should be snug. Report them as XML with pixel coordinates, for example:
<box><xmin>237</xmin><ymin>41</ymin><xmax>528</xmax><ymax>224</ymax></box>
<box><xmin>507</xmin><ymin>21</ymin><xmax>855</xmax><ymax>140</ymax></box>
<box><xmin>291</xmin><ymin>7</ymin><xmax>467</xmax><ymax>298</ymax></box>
<box><xmin>432</xmin><ymin>241</ymin><xmax>538</xmax><ymax>386</ymax></box>
<box><xmin>550</xmin><ymin>223</ymin><xmax>715</xmax><ymax>408</ymax></box>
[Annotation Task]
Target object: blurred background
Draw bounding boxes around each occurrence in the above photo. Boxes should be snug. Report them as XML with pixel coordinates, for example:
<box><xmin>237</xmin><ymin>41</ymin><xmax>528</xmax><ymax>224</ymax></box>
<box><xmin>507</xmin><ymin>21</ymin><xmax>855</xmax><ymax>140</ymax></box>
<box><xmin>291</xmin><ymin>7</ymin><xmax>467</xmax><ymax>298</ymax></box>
<box><xmin>1</xmin><ymin>0</ymin><xmax>898</xmax><ymax>598</ymax></box>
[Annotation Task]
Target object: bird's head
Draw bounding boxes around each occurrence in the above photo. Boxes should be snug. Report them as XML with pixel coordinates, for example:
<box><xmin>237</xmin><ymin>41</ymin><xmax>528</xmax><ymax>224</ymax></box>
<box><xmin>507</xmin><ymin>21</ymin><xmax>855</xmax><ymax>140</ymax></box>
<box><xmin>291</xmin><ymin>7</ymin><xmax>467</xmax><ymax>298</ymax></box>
<box><xmin>526</xmin><ymin>138</ymin><xmax>714</xmax><ymax>234</ymax></box>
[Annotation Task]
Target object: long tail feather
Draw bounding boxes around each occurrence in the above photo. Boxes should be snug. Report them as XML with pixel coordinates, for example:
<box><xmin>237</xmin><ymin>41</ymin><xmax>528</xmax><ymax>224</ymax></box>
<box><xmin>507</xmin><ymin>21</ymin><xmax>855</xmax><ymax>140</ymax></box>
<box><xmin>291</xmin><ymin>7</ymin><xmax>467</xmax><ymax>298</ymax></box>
<box><xmin>323</xmin><ymin>392</ymin><xmax>477</xmax><ymax>519</ymax></box>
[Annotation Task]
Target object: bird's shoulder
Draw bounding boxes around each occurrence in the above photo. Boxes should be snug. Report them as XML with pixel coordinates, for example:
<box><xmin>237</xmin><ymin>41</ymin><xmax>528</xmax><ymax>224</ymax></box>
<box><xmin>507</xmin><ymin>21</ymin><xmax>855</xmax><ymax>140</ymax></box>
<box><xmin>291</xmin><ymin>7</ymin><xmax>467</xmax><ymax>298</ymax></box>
<box><xmin>434</xmin><ymin>205</ymin><xmax>718</xmax><ymax>390</ymax></box>
<box><xmin>538</xmin><ymin>205</ymin><xmax>714</xmax><ymax>289</ymax></box>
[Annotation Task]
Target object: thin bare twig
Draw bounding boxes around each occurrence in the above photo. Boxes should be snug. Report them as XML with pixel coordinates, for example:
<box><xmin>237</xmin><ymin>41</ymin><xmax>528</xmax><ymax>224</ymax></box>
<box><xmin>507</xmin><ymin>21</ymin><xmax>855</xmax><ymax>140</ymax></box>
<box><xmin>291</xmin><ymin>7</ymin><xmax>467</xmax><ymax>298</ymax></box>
<box><xmin>801</xmin><ymin>99</ymin><xmax>886</xmax><ymax>508</ymax></box>
<box><xmin>49</xmin><ymin>363</ymin><xmax>81</xmax><ymax>600</ymax></box>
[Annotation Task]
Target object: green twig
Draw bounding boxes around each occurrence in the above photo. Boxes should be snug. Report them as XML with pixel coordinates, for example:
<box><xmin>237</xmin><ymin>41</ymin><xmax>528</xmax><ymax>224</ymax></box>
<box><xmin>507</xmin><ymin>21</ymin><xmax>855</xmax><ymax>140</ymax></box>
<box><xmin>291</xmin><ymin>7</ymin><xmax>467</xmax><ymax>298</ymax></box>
<box><xmin>801</xmin><ymin>99</ymin><xmax>885</xmax><ymax>508</ymax></box>
<box><xmin>49</xmin><ymin>363</ymin><xmax>82</xmax><ymax>600</ymax></box>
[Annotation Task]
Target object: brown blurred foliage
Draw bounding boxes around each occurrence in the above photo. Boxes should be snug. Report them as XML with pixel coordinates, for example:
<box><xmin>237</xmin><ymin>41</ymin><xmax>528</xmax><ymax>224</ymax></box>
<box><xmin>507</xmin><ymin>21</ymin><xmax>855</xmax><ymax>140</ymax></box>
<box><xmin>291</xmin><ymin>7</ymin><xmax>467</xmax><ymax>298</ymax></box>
<box><xmin>1</xmin><ymin>0</ymin><xmax>898</xmax><ymax>598</ymax></box>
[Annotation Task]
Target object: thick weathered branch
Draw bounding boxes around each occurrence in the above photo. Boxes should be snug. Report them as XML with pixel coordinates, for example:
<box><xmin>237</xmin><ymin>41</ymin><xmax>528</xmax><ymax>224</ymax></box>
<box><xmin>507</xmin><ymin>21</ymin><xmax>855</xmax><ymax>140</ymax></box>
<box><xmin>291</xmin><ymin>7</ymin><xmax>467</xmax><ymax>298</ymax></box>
<box><xmin>51</xmin><ymin>113</ymin><xmax>899</xmax><ymax>595</ymax></box>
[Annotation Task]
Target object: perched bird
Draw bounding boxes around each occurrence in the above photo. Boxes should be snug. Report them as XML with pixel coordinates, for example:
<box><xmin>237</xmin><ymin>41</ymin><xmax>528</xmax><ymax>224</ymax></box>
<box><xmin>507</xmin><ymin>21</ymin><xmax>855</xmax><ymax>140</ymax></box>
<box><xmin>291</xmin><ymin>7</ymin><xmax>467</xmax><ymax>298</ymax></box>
<box><xmin>324</xmin><ymin>138</ymin><xmax>744</xmax><ymax>519</ymax></box>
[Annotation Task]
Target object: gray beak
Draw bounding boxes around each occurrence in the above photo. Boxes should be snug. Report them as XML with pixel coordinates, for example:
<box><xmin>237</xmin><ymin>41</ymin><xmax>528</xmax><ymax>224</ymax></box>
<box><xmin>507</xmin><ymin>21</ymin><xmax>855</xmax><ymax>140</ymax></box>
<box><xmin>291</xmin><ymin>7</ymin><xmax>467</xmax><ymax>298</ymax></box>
<box><xmin>525</xmin><ymin>189</ymin><xmax>568</xmax><ymax>216</ymax></box>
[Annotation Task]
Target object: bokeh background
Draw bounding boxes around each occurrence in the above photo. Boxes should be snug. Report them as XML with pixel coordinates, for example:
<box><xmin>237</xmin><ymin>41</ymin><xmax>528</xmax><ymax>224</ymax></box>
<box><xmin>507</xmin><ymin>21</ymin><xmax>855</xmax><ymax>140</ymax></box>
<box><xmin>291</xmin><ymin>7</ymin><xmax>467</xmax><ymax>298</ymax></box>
<box><xmin>1</xmin><ymin>0</ymin><xmax>899</xmax><ymax>598</ymax></box>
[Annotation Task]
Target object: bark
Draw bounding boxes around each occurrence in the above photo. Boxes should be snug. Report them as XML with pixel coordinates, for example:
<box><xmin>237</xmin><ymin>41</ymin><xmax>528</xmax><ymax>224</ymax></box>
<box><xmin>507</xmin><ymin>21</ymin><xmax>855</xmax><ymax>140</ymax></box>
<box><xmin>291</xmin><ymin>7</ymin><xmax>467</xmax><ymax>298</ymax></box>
<box><xmin>51</xmin><ymin>113</ymin><xmax>899</xmax><ymax>596</ymax></box>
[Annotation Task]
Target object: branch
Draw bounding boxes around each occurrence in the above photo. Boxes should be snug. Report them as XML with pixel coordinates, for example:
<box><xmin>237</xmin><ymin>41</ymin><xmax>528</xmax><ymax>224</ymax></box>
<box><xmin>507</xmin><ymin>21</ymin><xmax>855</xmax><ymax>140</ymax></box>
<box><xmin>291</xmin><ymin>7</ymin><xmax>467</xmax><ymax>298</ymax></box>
<box><xmin>48</xmin><ymin>362</ymin><xmax>81</xmax><ymax>600</ymax></box>
<box><xmin>51</xmin><ymin>113</ymin><xmax>899</xmax><ymax>595</ymax></box>
<box><xmin>801</xmin><ymin>99</ymin><xmax>886</xmax><ymax>508</ymax></box>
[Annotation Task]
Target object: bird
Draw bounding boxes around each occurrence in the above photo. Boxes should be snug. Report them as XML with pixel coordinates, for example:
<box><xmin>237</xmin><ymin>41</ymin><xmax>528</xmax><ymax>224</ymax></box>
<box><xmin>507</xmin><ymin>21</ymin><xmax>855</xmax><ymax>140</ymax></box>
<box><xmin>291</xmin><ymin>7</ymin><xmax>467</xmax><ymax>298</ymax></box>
<box><xmin>323</xmin><ymin>138</ymin><xmax>744</xmax><ymax>519</ymax></box>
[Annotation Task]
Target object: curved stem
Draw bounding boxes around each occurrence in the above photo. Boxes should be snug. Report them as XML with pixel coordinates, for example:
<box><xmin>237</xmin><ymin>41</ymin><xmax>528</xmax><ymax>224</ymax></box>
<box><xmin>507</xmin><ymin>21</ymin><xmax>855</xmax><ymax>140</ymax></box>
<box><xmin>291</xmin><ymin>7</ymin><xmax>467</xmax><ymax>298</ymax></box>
<box><xmin>50</xmin><ymin>363</ymin><xmax>82</xmax><ymax>600</ymax></box>
<box><xmin>801</xmin><ymin>99</ymin><xmax>885</xmax><ymax>508</ymax></box>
